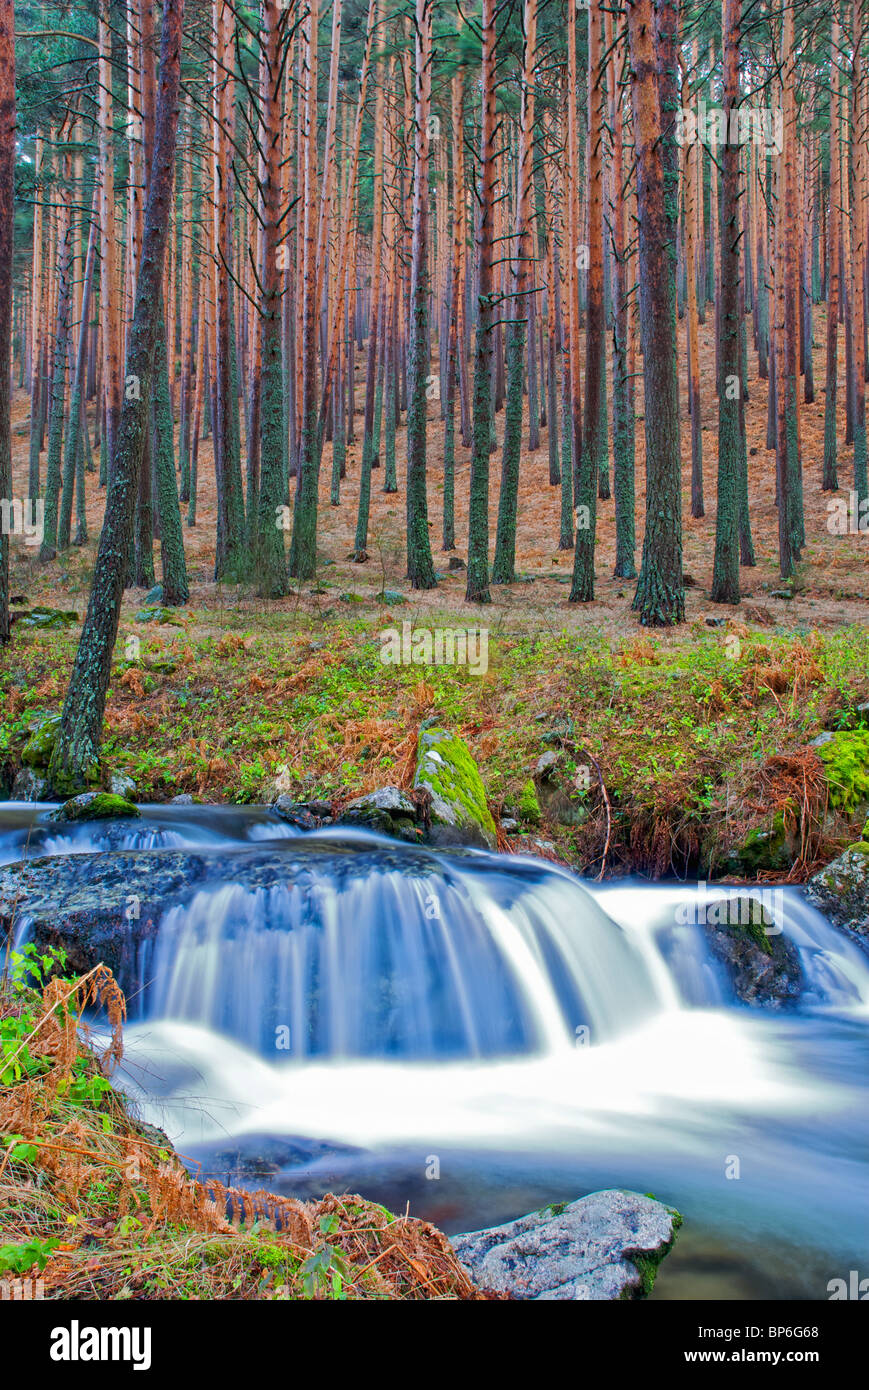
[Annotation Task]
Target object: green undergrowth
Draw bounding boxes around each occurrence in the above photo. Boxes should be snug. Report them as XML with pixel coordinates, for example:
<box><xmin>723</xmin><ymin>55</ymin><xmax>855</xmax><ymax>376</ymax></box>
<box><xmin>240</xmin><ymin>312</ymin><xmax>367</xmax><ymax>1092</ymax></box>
<box><xmin>2</xmin><ymin>611</ymin><xmax>868</xmax><ymax>874</ymax></box>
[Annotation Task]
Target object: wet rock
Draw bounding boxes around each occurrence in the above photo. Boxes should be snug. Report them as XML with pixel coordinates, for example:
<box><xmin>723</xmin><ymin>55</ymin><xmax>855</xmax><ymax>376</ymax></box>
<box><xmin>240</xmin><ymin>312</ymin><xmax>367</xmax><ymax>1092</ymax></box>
<box><xmin>11</xmin><ymin>767</ymin><xmax>49</xmax><ymax>802</ymax></box>
<box><xmin>413</xmin><ymin>728</ymin><xmax>496</xmax><ymax>850</ymax></box>
<box><xmin>806</xmin><ymin>847</ymin><xmax>869</xmax><ymax>944</ymax></box>
<box><xmin>305</xmin><ymin>799</ymin><xmax>333</xmax><ymax>818</ymax></box>
<box><xmin>336</xmin><ymin>787</ymin><xmax>421</xmax><ymax>842</ymax></box>
<box><xmin>50</xmin><ymin>792</ymin><xmax>140</xmax><ymax>824</ymax></box>
<box><xmin>343</xmin><ymin>787</ymin><xmax>416</xmax><ymax>818</ymax></box>
<box><xmin>703</xmin><ymin>902</ymin><xmax>804</xmax><ymax>1007</ymax></box>
<box><xmin>0</xmin><ymin>842</ymin><xmax>447</xmax><ymax>978</ymax></box>
<box><xmin>272</xmin><ymin>796</ymin><xmax>318</xmax><ymax>831</ymax></box>
<box><xmin>450</xmin><ymin>1190</ymin><xmax>681</xmax><ymax>1300</ymax></box>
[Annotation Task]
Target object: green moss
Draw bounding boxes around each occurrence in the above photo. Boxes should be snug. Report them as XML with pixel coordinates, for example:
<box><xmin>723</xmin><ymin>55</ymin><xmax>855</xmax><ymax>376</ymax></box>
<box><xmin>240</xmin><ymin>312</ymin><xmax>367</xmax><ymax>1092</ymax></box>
<box><xmin>732</xmin><ymin>809</ymin><xmax>792</xmax><ymax>874</ymax></box>
<box><xmin>519</xmin><ymin>778</ymin><xmax>541</xmax><ymax>824</ymax></box>
<box><xmin>624</xmin><ymin>1207</ymin><xmax>683</xmax><ymax>1300</ymax></box>
<box><xmin>21</xmin><ymin>714</ymin><xmax>62</xmax><ymax>769</ymax></box>
<box><xmin>53</xmin><ymin>792</ymin><xmax>140</xmax><ymax>823</ymax></box>
<box><xmin>816</xmin><ymin>730</ymin><xmax>869</xmax><ymax>812</ymax></box>
<box><xmin>414</xmin><ymin>727</ymin><xmax>496</xmax><ymax>839</ymax></box>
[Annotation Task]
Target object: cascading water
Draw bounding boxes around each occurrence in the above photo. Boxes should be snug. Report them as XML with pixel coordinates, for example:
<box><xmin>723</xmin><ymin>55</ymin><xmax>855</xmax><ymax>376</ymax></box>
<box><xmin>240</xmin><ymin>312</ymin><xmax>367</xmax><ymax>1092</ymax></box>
<box><xmin>3</xmin><ymin>801</ymin><xmax>868</xmax><ymax>1298</ymax></box>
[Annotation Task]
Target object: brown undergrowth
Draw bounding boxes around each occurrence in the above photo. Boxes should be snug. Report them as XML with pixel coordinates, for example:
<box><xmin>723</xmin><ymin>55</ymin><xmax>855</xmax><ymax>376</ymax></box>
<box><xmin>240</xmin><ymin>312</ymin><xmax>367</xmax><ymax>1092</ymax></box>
<box><xmin>0</xmin><ymin>955</ymin><xmax>486</xmax><ymax>1300</ymax></box>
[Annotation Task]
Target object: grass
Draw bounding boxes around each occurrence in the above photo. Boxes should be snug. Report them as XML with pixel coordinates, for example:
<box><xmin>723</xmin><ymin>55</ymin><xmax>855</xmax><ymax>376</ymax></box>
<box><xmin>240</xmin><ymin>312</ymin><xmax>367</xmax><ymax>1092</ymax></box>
<box><xmin>2</xmin><ymin>605</ymin><xmax>869</xmax><ymax>877</ymax></box>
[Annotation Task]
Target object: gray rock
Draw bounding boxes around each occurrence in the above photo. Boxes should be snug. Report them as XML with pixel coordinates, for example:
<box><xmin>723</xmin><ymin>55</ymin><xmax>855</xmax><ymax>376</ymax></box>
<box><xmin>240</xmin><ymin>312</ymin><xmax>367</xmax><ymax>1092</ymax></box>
<box><xmin>535</xmin><ymin>750</ymin><xmax>560</xmax><ymax>781</ymax></box>
<box><xmin>169</xmin><ymin>793</ymin><xmax>196</xmax><ymax>805</ymax></box>
<box><xmin>810</xmin><ymin>731</ymin><xmax>835</xmax><ymax>748</ymax></box>
<box><xmin>336</xmin><ymin>786</ymin><xmax>421</xmax><ymax>839</ymax></box>
<box><xmin>450</xmin><ymin>1190</ymin><xmax>681</xmax><ymax>1301</ymax></box>
<box><xmin>806</xmin><ymin>848</ymin><xmax>869</xmax><ymax>943</ymax></box>
<box><xmin>342</xmin><ymin>787</ymin><xmax>416</xmax><ymax>818</ymax></box>
<box><xmin>500</xmin><ymin>818</ymin><xmax>519</xmax><ymax>833</ymax></box>
<box><xmin>11</xmin><ymin>767</ymin><xmax>49</xmax><ymax>802</ymax></box>
<box><xmin>0</xmin><ymin>842</ymin><xmax>445</xmax><ymax>979</ymax></box>
<box><xmin>109</xmin><ymin>772</ymin><xmax>138</xmax><ymax>802</ymax></box>
<box><xmin>305</xmin><ymin>800</ymin><xmax>333</xmax><ymax>818</ymax></box>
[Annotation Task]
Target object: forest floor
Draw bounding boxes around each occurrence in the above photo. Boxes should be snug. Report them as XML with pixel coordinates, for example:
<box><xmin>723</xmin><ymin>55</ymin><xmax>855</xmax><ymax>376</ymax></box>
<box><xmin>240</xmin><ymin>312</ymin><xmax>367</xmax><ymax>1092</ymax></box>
<box><xmin>3</xmin><ymin>305</ymin><xmax>868</xmax><ymax>876</ymax></box>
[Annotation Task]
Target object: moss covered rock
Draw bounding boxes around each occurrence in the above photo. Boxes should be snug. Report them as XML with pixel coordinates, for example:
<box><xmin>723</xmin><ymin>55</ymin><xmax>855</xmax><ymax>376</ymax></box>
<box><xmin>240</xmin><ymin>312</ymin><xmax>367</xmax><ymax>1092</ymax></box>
<box><xmin>518</xmin><ymin>779</ymin><xmax>541</xmax><ymax>825</ymax></box>
<box><xmin>49</xmin><ymin>792</ymin><xmax>141</xmax><ymax>824</ymax></box>
<box><xmin>727</xmin><ymin>809</ymin><xmax>794</xmax><ymax>874</ymax></box>
<box><xmin>703</xmin><ymin>901</ymin><xmax>805</xmax><ymax>1008</ymax></box>
<box><xmin>413</xmin><ymin>727</ymin><xmax>496</xmax><ymax>849</ymax></box>
<box><xmin>814</xmin><ymin>730</ymin><xmax>869</xmax><ymax>813</ymax></box>
<box><xmin>21</xmin><ymin>714</ymin><xmax>62</xmax><ymax>769</ymax></box>
<box><xmin>806</xmin><ymin>847</ymin><xmax>869</xmax><ymax>943</ymax></box>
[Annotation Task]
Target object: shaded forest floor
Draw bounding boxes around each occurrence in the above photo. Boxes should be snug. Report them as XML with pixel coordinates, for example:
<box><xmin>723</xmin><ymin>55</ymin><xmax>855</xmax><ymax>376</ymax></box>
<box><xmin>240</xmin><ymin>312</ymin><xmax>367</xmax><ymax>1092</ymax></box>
<box><xmin>2</xmin><ymin>304</ymin><xmax>868</xmax><ymax>876</ymax></box>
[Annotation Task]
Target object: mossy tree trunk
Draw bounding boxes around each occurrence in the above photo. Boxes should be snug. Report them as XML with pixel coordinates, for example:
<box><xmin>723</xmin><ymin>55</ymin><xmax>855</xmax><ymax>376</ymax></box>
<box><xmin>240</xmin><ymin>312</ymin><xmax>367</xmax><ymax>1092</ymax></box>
<box><xmin>405</xmin><ymin>0</ymin><xmax>436</xmax><ymax>591</ymax></box>
<box><xmin>255</xmin><ymin>0</ymin><xmax>290</xmax><ymax>598</ymax></box>
<box><xmin>0</xmin><ymin>0</ymin><xmax>13</xmax><ymax>645</ymax></box>
<box><xmin>48</xmin><ymin>0</ymin><xmax>185</xmax><ymax>796</ymax></box>
<box><xmin>627</xmin><ymin>0</ymin><xmax>685</xmax><ymax>626</ymax></box>
<box><xmin>465</xmin><ymin>0</ymin><xmax>497</xmax><ymax>604</ymax></box>
<box><xmin>493</xmin><ymin>0</ymin><xmax>537</xmax><ymax>586</ymax></box>
<box><xmin>711</xmin><ymin>0</ymin><xmax>742</xmax><ymax>605</ymax></box>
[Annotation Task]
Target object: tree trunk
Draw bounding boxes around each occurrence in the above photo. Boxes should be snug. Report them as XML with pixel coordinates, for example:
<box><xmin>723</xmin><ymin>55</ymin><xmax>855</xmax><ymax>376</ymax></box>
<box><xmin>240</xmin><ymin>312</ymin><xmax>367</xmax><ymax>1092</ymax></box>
<box><xmin>48</xmin><ymin>0</ymin><xmax>185</xmax><ymax>795</ymax></box>
<box><xmin>627</xmin><ymin>0</ymin><xmax>684</xmax><ymax>625</ymax></box>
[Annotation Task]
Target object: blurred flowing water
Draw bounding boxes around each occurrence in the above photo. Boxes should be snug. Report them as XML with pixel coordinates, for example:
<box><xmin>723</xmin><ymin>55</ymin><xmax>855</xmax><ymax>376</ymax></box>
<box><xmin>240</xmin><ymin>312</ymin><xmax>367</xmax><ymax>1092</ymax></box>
<box><xmin>3</xmin><ymin>801</ymin><xmax>867</xmax><ymax>1299</ymax></box>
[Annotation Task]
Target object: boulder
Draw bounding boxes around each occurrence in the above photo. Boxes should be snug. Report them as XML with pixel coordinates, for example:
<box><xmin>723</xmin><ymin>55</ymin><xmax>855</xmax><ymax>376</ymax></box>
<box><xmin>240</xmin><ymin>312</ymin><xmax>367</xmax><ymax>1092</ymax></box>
<box><xmin>336</xmin><ymin>786</ymin><xmax>421</xmax><ymax>842</ymax></box>
<box><xmin>450</xmin><ymin>1190</ymin><xmax>681</xmax><ymax>1301</ymax></box>
<box><xmin>725</xmin><ymin>809</ymin><xmax>795</xmax><ymax>875</ymax></box>
<box><xmin>0</xmin><ymin>841</ymin><xmax>446</xmax><ymax>979</ymax></box>
<box><xmin>11</xmin><ymin>767</ymin><xmax>49</xmax><ymax>802</ymax></box>
<box><xmin>813</xmin><ymin>729</ymin><xmax>869</xmax><ymax>815</ymax></box>
<box><xmin>109</xmin><ymin>772</ymin><xmax>138</xmax><ymax>802</ymax></box>
<box><xmin>413</xmin><ymin>727</ymin><xmax>496</xmax><ymax>850</ymax></box>
<box><xmin>535</xmin><ymin>750</ymin><xmax>560</xmax><ymax>781</ymax></box>
<box><xmin>21</xmin><ymin>713</ymin><xmax>62</xmax><ymax>769</ymax></box>
<box><xmin>49</xmin><ymin>792</ymin><xmax>141</xmax><ymax>824</ymax></box>
<box><xmin>272</xmin><ymin>796</ymin><xmax>319</xmax><ymax>831</ymax></box>
<box><xmin>703</xmin><ymin>902</ymin><xmax>804</xmax><ymax>1008</ymax></box>
<box><xmin>806</xmin><ymin>846</ymin><xmax>869</xmax><ymax>944</ymax></box>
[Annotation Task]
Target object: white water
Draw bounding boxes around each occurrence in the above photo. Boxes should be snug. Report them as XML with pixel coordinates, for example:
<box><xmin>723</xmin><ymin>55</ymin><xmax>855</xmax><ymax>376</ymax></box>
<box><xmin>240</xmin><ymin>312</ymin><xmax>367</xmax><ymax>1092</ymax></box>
<box><xmin>4</xmin><ymin>805</ymin><xmax>868</xmax><ymax>1296</ymax></box>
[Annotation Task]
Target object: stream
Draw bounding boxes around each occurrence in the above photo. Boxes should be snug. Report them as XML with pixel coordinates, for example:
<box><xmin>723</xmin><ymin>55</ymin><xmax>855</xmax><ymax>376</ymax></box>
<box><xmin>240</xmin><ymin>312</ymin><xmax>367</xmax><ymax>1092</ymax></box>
<box><xmin>2</xmin><ymin>801</ymin><xmax>867</xmax><ymax>1300</ymax></box>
